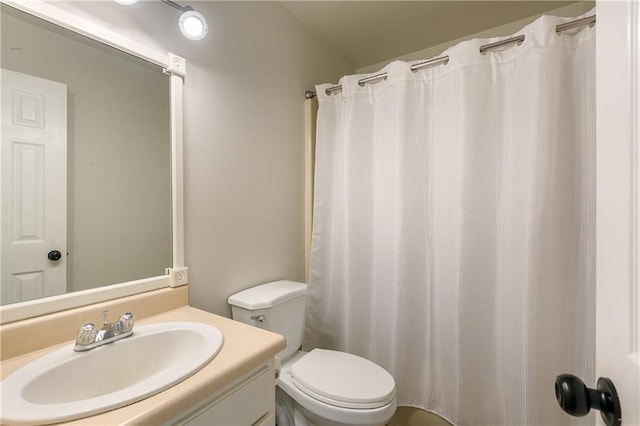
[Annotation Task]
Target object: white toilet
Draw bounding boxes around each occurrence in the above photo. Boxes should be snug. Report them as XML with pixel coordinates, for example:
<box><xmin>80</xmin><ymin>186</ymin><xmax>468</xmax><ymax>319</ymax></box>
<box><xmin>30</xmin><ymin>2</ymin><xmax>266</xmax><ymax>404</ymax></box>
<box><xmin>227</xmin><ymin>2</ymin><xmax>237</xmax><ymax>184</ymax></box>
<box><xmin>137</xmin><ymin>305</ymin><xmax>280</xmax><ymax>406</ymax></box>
<box><xmin>228</xmin><ymin>280</ymin><xmax>397</xmax><ymax>426</ymax></box>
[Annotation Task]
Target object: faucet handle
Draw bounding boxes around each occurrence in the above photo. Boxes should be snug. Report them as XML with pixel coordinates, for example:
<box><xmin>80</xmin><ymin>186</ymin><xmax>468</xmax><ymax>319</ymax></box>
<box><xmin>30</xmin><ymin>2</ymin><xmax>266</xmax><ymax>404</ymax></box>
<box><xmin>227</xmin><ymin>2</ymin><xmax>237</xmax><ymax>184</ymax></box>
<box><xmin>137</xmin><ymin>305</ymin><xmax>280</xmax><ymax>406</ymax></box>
<box><xmin>120</xmin><ymin>312</ymin><xmax>135</xmax><ymax>332</ymax></box>
<box><xmin>76</xmin><ymin>323</ymin><xmax>97</xmax><ymax>346</ymax></box>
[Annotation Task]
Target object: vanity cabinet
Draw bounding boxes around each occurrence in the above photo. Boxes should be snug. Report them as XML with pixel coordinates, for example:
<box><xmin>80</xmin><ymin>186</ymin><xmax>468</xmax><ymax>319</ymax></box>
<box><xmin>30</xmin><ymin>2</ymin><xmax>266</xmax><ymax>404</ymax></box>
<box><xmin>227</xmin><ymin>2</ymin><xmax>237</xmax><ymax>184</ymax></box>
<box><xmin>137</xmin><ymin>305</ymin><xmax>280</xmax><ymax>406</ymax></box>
<box><xmin>167</xmin><ymin>359</ymin><xmax>276</xmax><ymax>426</ymax></box>
<box><xmin>1</xmin><ymin>302</ymin><xmax>286</xmax><ymax>425</ymax></box>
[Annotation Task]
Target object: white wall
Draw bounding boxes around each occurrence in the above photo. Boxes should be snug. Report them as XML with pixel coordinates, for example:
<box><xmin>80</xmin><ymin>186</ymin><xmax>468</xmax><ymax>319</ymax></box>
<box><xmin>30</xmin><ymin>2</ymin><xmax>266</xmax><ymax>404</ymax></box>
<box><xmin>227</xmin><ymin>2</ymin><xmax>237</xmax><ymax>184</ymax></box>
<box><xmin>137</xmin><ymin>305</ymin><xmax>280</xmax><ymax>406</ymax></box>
<box><xmin>48</xmin><ymin>1</ymin><xmax>354</xmax><ymax>315</ymax></box>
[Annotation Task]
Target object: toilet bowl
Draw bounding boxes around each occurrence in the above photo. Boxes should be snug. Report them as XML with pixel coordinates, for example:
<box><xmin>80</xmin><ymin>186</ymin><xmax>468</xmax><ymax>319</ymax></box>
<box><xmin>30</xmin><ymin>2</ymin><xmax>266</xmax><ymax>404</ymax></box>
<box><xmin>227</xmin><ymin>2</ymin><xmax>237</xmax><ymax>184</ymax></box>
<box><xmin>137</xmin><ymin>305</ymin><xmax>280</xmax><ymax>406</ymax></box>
<box><xmin>278</xmin><ymin>350</ymin><xmax>396</xmax><ymax>426</ymax></box>
<box><xmin>228</xmin><ymin>280</ymin><xmax>397</xmax><ymax>426</ymax></box>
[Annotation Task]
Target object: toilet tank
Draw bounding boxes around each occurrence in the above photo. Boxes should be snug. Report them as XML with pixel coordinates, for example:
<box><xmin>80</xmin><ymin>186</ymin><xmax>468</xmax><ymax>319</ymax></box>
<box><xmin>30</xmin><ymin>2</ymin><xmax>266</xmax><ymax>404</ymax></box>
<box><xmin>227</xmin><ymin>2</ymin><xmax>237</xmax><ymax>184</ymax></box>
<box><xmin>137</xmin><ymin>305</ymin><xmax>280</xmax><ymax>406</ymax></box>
<box><xmin>228</xmin><ymin>280</ymin><xmax>307</xmax><ymax>362</ymax></box>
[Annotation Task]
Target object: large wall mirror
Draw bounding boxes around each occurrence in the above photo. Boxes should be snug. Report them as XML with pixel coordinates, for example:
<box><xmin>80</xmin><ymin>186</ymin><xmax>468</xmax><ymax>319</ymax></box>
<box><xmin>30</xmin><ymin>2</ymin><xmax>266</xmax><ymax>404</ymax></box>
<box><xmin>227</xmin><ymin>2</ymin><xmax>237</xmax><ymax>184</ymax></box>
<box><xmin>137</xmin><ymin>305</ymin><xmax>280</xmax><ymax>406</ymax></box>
<box><xmin>0</xmin><ymin>0</ymin><xmax>186</xmax><ymax>324</ymax></box>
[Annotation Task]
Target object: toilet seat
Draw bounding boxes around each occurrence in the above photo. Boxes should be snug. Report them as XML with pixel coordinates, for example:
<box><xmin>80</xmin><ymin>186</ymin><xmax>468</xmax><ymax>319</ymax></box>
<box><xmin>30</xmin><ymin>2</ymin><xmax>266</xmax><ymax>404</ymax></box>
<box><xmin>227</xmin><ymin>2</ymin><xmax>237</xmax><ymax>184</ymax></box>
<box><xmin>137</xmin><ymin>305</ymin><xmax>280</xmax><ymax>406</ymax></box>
<box><xmin>289</xmin><ymin>349</ymin><xmax>395</xmax><ymax>409</ymax></box>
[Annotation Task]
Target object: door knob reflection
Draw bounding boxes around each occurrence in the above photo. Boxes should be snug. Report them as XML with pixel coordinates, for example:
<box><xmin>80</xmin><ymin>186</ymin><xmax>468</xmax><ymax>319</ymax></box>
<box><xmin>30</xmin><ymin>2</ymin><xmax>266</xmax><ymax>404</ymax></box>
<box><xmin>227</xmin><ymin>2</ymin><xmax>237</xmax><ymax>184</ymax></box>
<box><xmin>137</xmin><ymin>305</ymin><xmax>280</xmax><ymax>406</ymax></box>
<box><xmin>47</xmin><ymin>250</ymin><xmax>62</xmax><ymax>261</ymax></box>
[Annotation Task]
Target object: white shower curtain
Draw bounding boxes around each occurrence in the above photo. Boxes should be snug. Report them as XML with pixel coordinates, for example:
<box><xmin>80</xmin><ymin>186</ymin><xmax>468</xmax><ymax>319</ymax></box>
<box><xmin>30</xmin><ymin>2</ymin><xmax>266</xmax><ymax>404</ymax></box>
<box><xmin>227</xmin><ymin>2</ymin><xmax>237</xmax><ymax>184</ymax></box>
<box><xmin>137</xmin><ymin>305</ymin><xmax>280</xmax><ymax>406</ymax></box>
<box><xmin>305</xmin><ymin>12</ymin><xmax>595</xmax><ymax>426</ymax></box>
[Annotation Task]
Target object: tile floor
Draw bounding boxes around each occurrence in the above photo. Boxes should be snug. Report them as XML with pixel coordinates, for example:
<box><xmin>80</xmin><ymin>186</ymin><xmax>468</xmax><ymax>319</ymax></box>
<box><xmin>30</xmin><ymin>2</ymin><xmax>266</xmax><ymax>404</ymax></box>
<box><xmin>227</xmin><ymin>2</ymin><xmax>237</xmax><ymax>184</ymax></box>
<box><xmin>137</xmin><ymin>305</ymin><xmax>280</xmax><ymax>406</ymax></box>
<box><xmin>388</xmin><ymin>407</ymin><xmax>453</xmax><ymax>426</ymax></box>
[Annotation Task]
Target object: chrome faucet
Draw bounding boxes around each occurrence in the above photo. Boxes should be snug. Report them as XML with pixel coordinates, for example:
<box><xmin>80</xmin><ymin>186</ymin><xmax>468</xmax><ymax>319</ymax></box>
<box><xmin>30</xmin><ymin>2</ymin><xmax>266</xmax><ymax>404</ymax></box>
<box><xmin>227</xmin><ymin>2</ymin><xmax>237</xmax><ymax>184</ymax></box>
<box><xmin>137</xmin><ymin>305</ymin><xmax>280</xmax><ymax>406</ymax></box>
<box><xmin>74</xmin><ymin>310</ymin><xmax>135</xmax><ymax>352</ymax></box>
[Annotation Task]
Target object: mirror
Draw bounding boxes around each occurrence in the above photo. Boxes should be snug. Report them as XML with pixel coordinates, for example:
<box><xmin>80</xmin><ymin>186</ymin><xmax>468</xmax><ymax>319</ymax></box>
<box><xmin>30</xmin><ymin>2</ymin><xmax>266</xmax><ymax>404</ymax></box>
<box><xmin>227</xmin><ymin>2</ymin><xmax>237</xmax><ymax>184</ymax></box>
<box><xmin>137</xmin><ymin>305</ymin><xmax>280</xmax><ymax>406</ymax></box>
<box><xmin>0</xmin><ymin>1</ymin><xmax>185</xmax><ymax>323</ymax></box>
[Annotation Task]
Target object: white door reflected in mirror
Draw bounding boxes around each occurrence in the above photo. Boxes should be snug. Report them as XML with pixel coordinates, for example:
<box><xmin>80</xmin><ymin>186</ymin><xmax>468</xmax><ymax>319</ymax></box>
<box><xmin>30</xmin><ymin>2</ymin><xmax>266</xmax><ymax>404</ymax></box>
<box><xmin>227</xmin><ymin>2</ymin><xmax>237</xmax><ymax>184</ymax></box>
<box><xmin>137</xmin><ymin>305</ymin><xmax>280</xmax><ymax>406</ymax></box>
<box><xmin>1</xmin><ymin>69</ymin><xmax>67</xmax><ymax>304</ymax></box>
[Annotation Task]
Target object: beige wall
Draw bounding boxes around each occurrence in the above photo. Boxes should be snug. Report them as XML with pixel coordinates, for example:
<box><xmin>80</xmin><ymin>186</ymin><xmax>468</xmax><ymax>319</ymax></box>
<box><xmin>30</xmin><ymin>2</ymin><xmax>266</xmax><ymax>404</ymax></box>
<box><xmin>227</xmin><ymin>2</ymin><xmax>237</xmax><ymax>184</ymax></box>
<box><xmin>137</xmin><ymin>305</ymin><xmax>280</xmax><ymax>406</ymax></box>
<box><xmin>47</xmin><ymin>1</ymin><xmax>354</xmax><ymax>316</ymax></box>
<box><xmin>180</xmin><ymin>3</ymin><xmax>354</xmax><ymax>316</ymax></box>
<box><xmin>1</xmin><ymin>7</ymin><xmax>172</xmax><ymax>294</ymax></box>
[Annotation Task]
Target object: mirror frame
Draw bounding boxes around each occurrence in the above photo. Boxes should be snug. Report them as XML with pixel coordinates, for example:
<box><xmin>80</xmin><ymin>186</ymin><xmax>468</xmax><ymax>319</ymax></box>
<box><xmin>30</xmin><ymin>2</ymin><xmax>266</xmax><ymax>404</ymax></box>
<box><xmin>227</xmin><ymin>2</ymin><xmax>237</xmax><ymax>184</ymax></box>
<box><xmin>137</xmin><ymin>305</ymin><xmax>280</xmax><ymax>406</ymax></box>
<box><xmin>0</xmin><ymin>0</ymin><xmax>186</xmax><ymax>324</ymax></box>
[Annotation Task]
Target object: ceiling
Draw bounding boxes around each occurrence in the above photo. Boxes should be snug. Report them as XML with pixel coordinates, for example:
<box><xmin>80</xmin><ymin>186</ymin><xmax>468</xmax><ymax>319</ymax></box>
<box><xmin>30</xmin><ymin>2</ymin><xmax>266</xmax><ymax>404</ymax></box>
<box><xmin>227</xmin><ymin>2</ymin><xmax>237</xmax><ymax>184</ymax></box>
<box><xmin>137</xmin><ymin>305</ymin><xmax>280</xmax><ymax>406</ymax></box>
<box><xmin>280</xmin><ymin>1</ymin><xmax>580</xmax><ymax>69</ymax></box>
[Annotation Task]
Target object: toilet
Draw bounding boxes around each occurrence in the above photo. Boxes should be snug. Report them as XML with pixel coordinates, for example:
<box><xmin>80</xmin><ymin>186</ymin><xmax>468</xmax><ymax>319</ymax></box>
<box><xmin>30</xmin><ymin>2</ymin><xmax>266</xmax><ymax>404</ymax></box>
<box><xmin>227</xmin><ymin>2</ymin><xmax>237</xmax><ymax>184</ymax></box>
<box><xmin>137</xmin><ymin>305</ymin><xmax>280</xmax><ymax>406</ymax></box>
<box><xmin>228</xmin><ymin>280</ymin><xmax>397</xmax><ymax>426</ymax></box>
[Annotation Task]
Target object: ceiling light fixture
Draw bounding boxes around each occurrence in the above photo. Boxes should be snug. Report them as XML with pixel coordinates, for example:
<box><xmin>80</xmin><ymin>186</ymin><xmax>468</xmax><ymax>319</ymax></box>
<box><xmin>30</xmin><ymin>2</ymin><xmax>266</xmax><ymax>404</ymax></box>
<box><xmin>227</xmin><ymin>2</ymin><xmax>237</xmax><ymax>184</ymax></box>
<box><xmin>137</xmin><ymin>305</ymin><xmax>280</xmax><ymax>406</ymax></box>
<box><xmin>178</xmin><ymin>8</ymin><xmax>208</xmax><ymax>41</ymax></box>
<box><xmin>114</xmin><ymin>0</ymin><xmax>208</xmax><ymax>41</ymax></box>
<box><xmin>162</xmin><ymin>0</ymin><xmax>208</xmax><ymax>41</ymax></box>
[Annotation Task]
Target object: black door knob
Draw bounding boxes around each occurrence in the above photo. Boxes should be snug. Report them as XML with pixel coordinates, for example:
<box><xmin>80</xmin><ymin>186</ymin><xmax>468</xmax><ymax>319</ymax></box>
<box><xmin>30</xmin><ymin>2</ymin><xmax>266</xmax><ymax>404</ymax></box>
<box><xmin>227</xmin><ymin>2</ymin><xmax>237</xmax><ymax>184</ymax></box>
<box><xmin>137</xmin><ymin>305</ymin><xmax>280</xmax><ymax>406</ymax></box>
<box><xmin>555</xmin><ymin>374</ymin><xmax>621</xmax><ymax>426</ymax></box>
<box><xmin>47</xmin><ymin>250</ymin><xmax>62</xmax><ymax>261</ymax></box>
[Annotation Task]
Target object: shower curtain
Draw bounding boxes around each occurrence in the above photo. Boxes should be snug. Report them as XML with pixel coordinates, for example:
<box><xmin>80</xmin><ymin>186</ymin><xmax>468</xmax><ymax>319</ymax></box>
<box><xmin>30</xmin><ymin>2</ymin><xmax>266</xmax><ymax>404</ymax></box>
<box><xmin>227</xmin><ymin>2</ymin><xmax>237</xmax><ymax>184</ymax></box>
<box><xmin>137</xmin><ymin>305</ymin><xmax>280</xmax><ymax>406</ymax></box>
<box><xmin>305</xmin><ymin>12</ymin><xmax>595</xmax><ymax>426</ymax></box>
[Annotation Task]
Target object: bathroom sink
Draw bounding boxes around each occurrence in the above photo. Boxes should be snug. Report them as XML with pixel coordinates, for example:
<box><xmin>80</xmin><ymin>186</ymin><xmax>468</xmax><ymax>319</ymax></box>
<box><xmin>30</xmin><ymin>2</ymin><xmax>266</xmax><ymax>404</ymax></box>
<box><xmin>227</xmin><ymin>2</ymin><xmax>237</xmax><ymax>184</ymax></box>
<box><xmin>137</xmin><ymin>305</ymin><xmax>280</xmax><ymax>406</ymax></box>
<box><xmin>0</xmin><ymin>321</ymin><xmax>224</xmax><ymax>425</ymax></box>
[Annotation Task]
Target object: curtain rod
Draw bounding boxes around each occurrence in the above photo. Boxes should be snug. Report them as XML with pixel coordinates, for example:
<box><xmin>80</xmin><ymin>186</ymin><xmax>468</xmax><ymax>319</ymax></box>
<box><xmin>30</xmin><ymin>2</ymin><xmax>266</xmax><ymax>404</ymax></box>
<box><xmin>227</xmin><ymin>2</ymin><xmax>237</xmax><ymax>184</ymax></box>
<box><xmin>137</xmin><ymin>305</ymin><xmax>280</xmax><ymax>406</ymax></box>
<box><xmin>305</xmin><ymin>14</ymin><xmax>595</xmax><ymax>99</ymax></box>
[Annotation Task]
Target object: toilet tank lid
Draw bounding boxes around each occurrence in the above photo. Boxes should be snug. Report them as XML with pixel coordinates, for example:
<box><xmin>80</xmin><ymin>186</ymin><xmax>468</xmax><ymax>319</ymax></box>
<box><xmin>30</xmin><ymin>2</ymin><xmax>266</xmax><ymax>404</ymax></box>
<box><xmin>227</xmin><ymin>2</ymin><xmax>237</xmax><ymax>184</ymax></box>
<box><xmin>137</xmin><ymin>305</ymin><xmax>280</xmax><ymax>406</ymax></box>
<box><xmin>228</xmin><ymin>280</ymin><xmax>307</xmax><ymax>310</ymax></box>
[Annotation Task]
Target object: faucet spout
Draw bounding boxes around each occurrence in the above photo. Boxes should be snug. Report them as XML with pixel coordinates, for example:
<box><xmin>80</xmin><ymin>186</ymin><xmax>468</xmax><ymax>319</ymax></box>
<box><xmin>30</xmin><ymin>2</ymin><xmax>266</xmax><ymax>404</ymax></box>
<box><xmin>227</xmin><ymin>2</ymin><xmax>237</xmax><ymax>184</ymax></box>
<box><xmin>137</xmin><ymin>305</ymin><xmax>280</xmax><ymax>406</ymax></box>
<box><xmin>74</xmin><ymin>311</ymin><xmax>135</xmax><ymax>352</ymax></box>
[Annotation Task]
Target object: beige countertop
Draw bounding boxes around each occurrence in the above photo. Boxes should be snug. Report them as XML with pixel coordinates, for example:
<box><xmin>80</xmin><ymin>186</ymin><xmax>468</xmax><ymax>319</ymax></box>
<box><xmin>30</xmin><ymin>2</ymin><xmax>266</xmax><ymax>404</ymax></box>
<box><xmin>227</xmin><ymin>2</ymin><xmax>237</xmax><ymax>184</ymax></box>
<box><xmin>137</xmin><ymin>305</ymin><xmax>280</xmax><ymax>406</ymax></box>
<box><xmin>0</xmin><ymin>305</ymin><xmax>286</xmax><ymax>425</ymax></box>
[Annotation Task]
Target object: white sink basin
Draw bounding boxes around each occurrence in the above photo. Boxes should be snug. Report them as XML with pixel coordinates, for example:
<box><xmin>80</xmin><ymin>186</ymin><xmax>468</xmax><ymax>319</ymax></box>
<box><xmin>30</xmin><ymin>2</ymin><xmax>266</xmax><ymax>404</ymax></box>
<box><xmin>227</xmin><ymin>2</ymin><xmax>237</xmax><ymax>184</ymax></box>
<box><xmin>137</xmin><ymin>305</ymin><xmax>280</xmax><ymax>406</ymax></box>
<box><xmin>0</xmin><ymin>321</ymin><xmax>224</xmax><ymax>425</ymax></box>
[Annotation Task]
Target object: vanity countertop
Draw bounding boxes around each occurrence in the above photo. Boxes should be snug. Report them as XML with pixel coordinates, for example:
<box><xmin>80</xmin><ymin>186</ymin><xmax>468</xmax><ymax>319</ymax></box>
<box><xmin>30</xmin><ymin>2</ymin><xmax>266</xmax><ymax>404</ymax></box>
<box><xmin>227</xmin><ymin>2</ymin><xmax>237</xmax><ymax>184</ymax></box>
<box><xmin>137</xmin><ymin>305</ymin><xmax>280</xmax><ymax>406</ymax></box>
<box><xmin>0</xmin><ymin>305</ymin><xmax>286</xmax><ymax>425</ymax></box>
